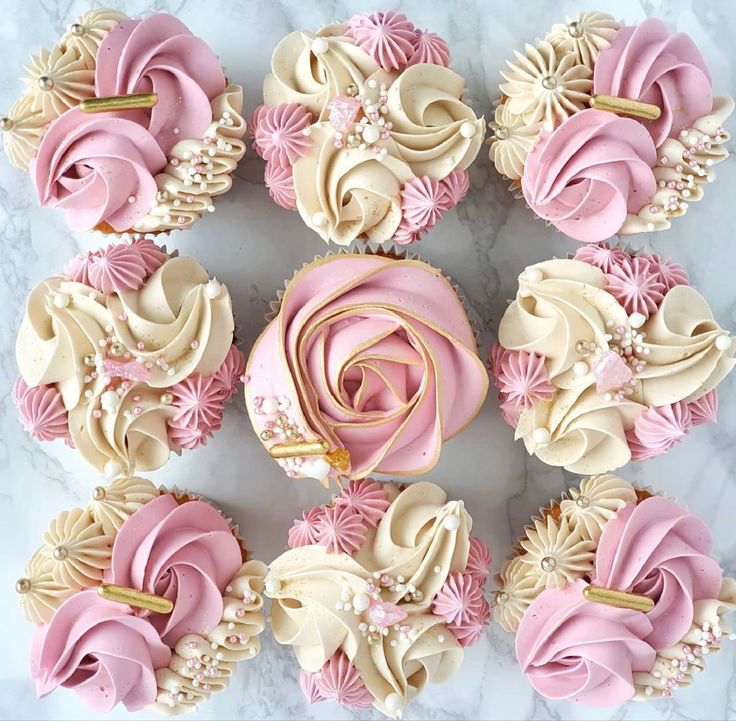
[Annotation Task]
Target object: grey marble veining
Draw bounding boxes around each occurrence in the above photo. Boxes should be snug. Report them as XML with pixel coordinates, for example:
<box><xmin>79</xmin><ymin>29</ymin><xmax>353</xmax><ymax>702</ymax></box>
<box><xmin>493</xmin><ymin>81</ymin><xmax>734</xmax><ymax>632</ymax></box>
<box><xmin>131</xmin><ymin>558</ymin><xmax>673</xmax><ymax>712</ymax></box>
<box><xmin>0</xmin><ymin>0</ymin><xmax>734</xmax><ymax>719</ymax></box>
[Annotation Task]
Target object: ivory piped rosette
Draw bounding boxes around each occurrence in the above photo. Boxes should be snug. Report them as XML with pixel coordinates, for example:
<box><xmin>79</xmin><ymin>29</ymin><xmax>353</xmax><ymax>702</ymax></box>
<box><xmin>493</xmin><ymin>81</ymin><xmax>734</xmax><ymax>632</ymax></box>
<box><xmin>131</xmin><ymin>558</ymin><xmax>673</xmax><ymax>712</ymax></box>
<box><xmin>14</xmin><ymin>239</ymin><xmax>245</xmax><ymax>477</ymax></box>
<box><xmin>494</xmin><ymin>476</ymin><xmax>736</xmax><ymax>706</ymax></box>
<box><xmin>1</xmin><ymin>9</ymin><xmax>246</xmax><ymax>234</ymax></box>
<box><xmin>265</xmin><ymin>481</ymin><xmax>491</xmax><ymax>718</ymax></box>
<box><xmin>244</xmin><ymin>251</ymin><xmax>488</xmax><ymax>485</ymax></box>
<box><xmin>490</xmin><ymin>247</ymin><xmax>735</xmax><ymax>474</ymax></box>
<box><xmin>250</xmin><ymin>11</ymin><xmax>485</xmax><ymax>246</ymax></box>
<box><xmin>17</xmin><ymin>480</ymin><xmax>266</xmax><ymax>715</ymax></box>
<box><xmin>488</xmin><ymin>11</ymin><xmax>733</xmax><ymax>243</ymax></box>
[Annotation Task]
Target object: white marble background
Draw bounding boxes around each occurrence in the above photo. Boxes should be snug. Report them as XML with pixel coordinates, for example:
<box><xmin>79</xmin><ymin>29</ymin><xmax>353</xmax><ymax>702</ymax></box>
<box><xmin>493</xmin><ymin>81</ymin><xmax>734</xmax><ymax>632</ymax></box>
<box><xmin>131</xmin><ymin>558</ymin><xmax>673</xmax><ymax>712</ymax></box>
<box><xmin>0</xmin><ymin>0</ymin><xmax>734</xmax><ymax>719</ymax></box>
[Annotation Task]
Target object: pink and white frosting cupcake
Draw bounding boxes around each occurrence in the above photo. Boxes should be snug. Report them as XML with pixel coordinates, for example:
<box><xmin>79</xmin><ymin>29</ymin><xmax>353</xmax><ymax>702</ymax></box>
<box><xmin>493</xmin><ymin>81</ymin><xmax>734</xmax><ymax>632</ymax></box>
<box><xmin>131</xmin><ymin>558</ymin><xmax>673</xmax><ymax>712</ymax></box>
<box><xmin>490</xmin><ymin>247</ymin><xmax>734</xmax><ymax>473</ymax></box>
<box><xmin>1</xmin><ymin>9</ymin><xmax>245</xmax><ymax>234</ymax></box>
<box><xmin>245</xmin><ymin>252</ymin><xmax>488</xmax><ymax>485</ymax></box>
<box><xmin>488</xmin><ymin>11</ymin><xmax>733</xmax><ymax>242</ymax></box>
<box><xmin>14</xmin><ymin>238</ymin><xmax>245</xmax><ymax>477</ymax></box>
<box><xmin>265</xmin><ymin>481</ymin><xmax>491</xmax><ymax>717</ymax></box>
<box><xmin>494</xmin><ymin>476</ymin><xmax>736</xmax><ymax>706</ymax></box>
<box><xmin>16</xmin><ymin>479</ymin><xmax>266</xmax><ymax>715</ymax></box>
<box><xmin>250</xmin><ymin>12</ymin><xmax>484</xmax><ymax>246</ymax></box>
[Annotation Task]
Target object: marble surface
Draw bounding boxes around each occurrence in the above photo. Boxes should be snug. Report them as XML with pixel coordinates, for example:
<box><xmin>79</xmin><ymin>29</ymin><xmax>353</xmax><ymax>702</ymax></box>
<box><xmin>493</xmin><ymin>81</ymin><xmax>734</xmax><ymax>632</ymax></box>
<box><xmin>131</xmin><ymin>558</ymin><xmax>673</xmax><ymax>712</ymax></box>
<box><xmin>0</xmin><ymin>0</ymin><xmax>735</xmax><ymax>719</ymax></box>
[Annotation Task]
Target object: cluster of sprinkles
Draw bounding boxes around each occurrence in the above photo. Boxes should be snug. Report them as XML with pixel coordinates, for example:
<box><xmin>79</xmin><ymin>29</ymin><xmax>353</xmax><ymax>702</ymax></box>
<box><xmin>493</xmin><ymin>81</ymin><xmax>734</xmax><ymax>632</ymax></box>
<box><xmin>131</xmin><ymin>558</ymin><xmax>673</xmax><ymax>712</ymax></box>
<box><xmin>251</xmin><ymin>396</ymin><xmax>310</xmax><ymax>476</ymax></box>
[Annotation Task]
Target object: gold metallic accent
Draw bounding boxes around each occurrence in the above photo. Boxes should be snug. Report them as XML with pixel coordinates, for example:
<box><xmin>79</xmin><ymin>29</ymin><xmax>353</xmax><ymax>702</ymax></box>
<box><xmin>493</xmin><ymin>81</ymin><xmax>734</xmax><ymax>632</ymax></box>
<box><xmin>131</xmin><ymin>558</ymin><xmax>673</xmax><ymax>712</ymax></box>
<box><xmin>98</xmin><ymin>583</ymin><xmax>174</xmax><ymax>613</ymax></box>
<box><xmin>37</xmin><ymin>76</ymin><xmax>54</xmax><ymax>91</ymax></box>
<box><xmin>583</xmin><ymin>585</ymin><xmax>655</xmax><ymax>612</ymax></box>
<box><xmin>53</xmin><ymin>545</ymin><xmax>69</xmax><ymax>561</ymax></box>
<box><xmin>79</xmin><ymin>93</ymin><xmax>158</xmax><ymax>114</ymax></box>
<box><xmin>268</xmin><ymin>439</ymin><xmax>329</xmax><ymax>459</ymax></box>
<box><xmin>589</xmin><ymin>94</ymin><xmax>662</xmax><ymax>121</ymax></box>
<box><xmin>325</xmin><ymin>448</ymin><xmax>351</xmax><ymax>472</ymax></box>
<box><xmin>0</xmin><ymin>117</ymin><xmax>12</xmax><ymax>131</ymax></box>
<box><xmin>92</xmin><ymin>485</ymin><xmax>106</xmax><ymax>501</ymax></box>
<box><xmin>70</xmin><ymin>23</ymin><xmax>86</xmax><ymax>36</ymax></box>
<box><xmin>16</xmin><ymin>577</ymin><xmax>32</xmax><ymax>594</ymax></box>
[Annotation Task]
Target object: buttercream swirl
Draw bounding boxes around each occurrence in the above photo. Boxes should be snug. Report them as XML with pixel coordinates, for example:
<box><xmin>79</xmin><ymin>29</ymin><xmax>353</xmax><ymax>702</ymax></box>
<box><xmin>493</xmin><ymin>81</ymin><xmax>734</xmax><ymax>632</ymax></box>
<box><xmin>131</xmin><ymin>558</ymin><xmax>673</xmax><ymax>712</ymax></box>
<box><xmin>593</xmin><ymin>18</ymin><xmax>713</xmax><ymax>147</ymax></box>
<box><xmin>16</xmin><ymin>251</ymin><xmax>236</xmax><ymax>475</ymax></box>
<box><xmin>109</xmin><ymin>494</ymin><xmax>243</xmax><ymax>646</ymax></box>
<box><xmin>61</xmin><ymin>9</ymin><xmax>129</xmax><ymax>68</ymax></box>
<box><xmin>1</xmin><ymin>95</ymin><xmax>48</xmax><ymax>171</ymax></box>
<box><xmin>265</xmin><ymin>482</ymin><xmax>471</xmax><ymax>717</ymax></box>
<box><xmin>18</xmin><ymin>548</ymin><xmax>73</xmax><ymax>626</ymax></box>
<box><xmin>593</xmin><ymin>496</ymin><xmax>723</xmax><ymax>650</ymax></box>
<box><xmin>515</xmin><ymin>580</ymin><xmax>655</xmax><ymax>707</ymax></box>
<box><xmin>30</xmin><ymin>590</ymin><xmax>171</xmax><ymax>713</ymax></box>
<box><xmin>88</xmin><ymin>476</ymin><xmax>160</xmax><ymax>535</ymax></box>
<box><xmin>521</xmin><ymin>109</ymin><xmax>657</xmax><ymax>243</ymax></box>
<box><xmin>246</xmin><ymin>254</ymin><xmax>488</xmax><ymax>483</ymax></box>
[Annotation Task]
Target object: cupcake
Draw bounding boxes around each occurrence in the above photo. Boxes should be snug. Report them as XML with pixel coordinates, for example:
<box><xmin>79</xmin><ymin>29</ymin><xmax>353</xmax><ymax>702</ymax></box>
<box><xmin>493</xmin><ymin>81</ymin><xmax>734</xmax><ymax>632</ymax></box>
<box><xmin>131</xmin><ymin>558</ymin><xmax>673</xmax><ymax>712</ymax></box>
<box><xmin>493</xmin><ymin>474</ymin><xmax>736</xmax><ymax>706</ymax></box>
<box><xmin>245</xmin><ymin>252</ymin><xmax>488</xmax><ymax>484</ymax></box>
<box><xmin>1</xmin><ymin>9</ymin><xmax>245</xmax><ymax>234</ymax></box>
<box><xmin>14</xmin><ymin>238</ymin><xmax>244</xmax><ymax>477</ymax></box>
<box><xmin>16</xmin><ymin>477</ymin><xmax>267</xmax><ymax>715</ymax></box>
<box><xmin>487</xmin><ymin>11</ymin><xmax>733</xmax><ymax>242</ymax></box>
<box><xmin>490</xmin><ymin>246</ymin><xmax>734</xmax><ymax>473</ymax></box>
<box><xmin>264</xmin><ymin>481</ymin><xmax>491</xmax><ymax>717</ymax></box>
<box><xmin>250</xmin><ymin>11</ymin><xmax>485</xmax><ymax>246</ymax></box>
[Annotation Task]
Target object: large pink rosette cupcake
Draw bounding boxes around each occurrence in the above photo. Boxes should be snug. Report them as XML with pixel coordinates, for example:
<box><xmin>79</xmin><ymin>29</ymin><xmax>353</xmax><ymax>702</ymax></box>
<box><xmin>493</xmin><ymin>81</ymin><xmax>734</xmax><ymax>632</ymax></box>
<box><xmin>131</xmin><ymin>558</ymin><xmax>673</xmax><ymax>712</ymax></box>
<box><xmin>265</xmin><ymin>481</ymin><xmax>491</xmax><ymax>717</ymax></box>
<box><xmin>17</xmin><ymin>479</ymin><xmax>267</xmax><ymax>715</ymax></box>
<box><xmin>245</xmin><ymin>252</ymin><xmax>488</xmax><ymax>485</ymax></box>
<box><xmin>1</xmin><ymin>9</ymin><xmax>246</xmax><ymax>234</ymax></box>
<box><xmin>493</xmin><ymin>475</ymin><xmax>736</xmax><ymax>706</ymax></box>
<box><xmin>489</xmin><ymin>247</ymin><xmax>734</xmax><ymax>473</ymax></box>
<box><xmin>249</xmin><ymin>11</ymin><xmax>484</xmax><ymax>246</ymax></box>
<box><xmin>14</xmin><ymin>238</ymin><xmax>245</xmax><ymax>477</ymax></box>
<box><xmin>488</xmin><ymin>11</ymin><xmax>732</xmax><ymax>242</ymax></box>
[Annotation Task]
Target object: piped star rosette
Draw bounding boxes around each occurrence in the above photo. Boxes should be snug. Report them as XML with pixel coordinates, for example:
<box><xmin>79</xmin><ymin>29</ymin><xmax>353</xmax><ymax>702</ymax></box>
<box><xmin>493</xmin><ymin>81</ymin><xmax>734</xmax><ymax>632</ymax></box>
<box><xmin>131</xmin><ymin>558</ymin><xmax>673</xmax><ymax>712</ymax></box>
<box><xmin>14</xmin><ymin>238</ymin><xmax>245</xmax><ymax>477</ymax></box>
<box><xmin>249</xmin><ymin>11</ymin><xmax>485</xmax><ymax>246</ymax></box>
<box><xmin>489</xmin><ymin>246</ymin><xmax>734</xmax><ymax>474</ymax></box>
<box><xmin>493</xmin><ymin>476</ymin><xmax>736</xmax><ymax>706</ymax></box>
<box><xmin>244</xmin><ymin>251</ymin><xmax>488</xmax><ymax>485</ymax></box>
<box><xmin>264</xmin><ymin>481</ymin><xmax>491</xmax><ymax>718</ymax></box>
<box><xmin>0</xmin><ymin>9</ymin><xmax>246</xmax><ymax>234</ymax></box>
<box><xmin>487</xmin><ymin>11</ymin><xmax>733</xmax><ymax>242</ymax></box>
<box><xmin>15</xmin><ymin>478</ymin><xmax>266</xmax><ymax>715</ymax></box>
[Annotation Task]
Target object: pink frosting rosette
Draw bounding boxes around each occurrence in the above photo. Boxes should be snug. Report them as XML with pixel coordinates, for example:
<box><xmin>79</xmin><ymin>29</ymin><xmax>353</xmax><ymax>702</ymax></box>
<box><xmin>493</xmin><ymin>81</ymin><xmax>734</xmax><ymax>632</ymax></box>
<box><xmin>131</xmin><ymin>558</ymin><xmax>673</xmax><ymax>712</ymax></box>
<box><xmin>108</xmin><ymin>494</ymin><xmax>243</xmax><ymax>645</ymax></box>
<box><xmin>521</xmin><ymin>109</ymin><xmax>657</xmax><ymax>243</ymax></box>
<box><xmin>30</xmin><ymin>590</ymin><xmax>171</xmax><ymax>713</ymax></box>
<box><xmin>593</xmin><ymin>18</ymin><xmax>713</xmax><ymax>147</ymax></box>
<box><xmin>95</xmin><ymin>14</ymin><xmax>226</xmax><ymax>154</ymax></box>
<box><xmin>245</xmin><ymin>254</ymin><xmax>488</xmax><ymax>482</ymax></box>
<box><xmin>515</xmin><ymin>580</ymin><xmax>656</xmax><ymax>706</ymax></box>
<box><xmin>593</xmin><ymin>496</ymin><xmax>723</xmax><ymax>650</ymax></box>
<box><xmin>30</xmin><ymin>110</ymin><xmax>166</xmax><ymax>232</ymax></box>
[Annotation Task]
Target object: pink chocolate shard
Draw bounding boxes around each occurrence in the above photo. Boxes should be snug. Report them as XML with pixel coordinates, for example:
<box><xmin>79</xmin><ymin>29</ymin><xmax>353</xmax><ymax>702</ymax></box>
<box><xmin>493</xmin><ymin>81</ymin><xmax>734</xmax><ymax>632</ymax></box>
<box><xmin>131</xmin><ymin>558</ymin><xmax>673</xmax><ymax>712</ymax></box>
<box><xmin>367</xmin><ymin>599</ymin><xmax>408</xmax><ymax>628</ymax></box>
<box><xmin>593</xmin><ymin>350</ymin><xmax>632</xmax><ymax>393</ymax></box>
<box><xmin>328</xmin><ymin>95</ymin><xmax>362</xmax><ymax>133</ymax></box>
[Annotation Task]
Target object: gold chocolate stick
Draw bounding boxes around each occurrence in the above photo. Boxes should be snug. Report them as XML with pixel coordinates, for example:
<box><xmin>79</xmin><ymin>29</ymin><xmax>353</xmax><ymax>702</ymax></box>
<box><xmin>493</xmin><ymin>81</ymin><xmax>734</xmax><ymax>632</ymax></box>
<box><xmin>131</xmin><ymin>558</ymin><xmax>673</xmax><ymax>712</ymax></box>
<box><xmin>589</xmin><ymin>94</ymin><xmax>662</xmax><ymax>121</ymax></box>
<box><xmin>79</xmin><ymin>93</ymin><xmax>158</xmax><ymax>114</ymax></box>
<box><xmin>98</xmin><ymin>583</ymin><xmax>174</xmax><ymax>613</ymax></box>
<box><xmin>583</xmin><ymin>584</ymin><xmax>655</xmax><ymax>612</ymax></box>
<box><xmin>268</xmin><ymin>439</ymin><xmax>329</xmax><ymax>458</ymax></box>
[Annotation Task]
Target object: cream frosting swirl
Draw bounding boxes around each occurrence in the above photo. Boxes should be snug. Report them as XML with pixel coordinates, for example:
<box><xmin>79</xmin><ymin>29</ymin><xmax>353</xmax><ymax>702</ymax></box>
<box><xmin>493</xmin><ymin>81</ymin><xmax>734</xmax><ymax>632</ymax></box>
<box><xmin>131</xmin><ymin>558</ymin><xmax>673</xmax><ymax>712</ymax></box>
<box><xmin>16</xmin><ymin>252</ymin><xmax>236</xmax><ymax>475</ymax></box>
<box><xmin>265</xmin><ymin>482</ymin><xmax>470</xmax><ymax>717</ymax></box>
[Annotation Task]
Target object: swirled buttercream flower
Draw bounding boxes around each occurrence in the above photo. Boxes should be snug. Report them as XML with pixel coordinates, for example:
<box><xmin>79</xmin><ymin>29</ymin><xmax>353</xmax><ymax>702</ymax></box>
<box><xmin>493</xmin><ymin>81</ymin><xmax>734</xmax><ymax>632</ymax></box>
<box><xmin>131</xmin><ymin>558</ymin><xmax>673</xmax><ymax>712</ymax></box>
<box><xmin>494</xmin><ymin>477</ymin><xmax>736</xmax><ymax>706</ymax></box>
<box><xmin>494</xmin><ymin>253</ymin><xmax>735</xmax><ymax>473</ymax></box>
<box><xmin>13</xmin><ymin>377</ymin><xmax>70</xmax><ymax>443</ymax></box>
<box><xmin>30</xmin><ymin>591</ymin><xmax>171</xmax><ymax>712</ymax></box>
<box><xmin>264</xmin><ymin>482</ymin><xmax>489</xmax><ymax>717</ymax></box>
<box><xmin>245</xmin><ymin>254</ymin><xmax>487</xmax><ymax>484</ymax></box>
<box><xmin>17</xmin><ymin>486</ymin><xmax>267</xmax><ymax>715</ymax></box>
<box><xmin>2</xmin><ymin>10</ymin><xmax>246</xmax><ymax>234</ymax></box>
<box><xmin>254</xmin><ymin>15</ymin><xmax>484</xmax><ymax>245</ymax></box>
<box><xmin>489</xmin><ymin>12</ymin><xmax>733</xmax><ymax>241</ymax></box>
<box><xmin>15</xmin><ymin>241</ymin><xmax>242</xmax><ymax>476</ymax></box>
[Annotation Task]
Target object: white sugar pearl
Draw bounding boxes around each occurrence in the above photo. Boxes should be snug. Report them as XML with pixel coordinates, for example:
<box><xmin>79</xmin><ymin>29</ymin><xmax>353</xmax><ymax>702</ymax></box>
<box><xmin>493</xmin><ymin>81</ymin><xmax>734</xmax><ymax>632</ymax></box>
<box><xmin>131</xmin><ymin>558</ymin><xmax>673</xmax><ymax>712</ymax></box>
<box><xmin>443</xmin><ymin>515</ymin><xmax>461</xmax><ymax>531</ymax></box>
<box><xmin>312</xmin><ymin>212</ymin><xmax>327</xmax><ymax>227</ymax></box>
<box><xmin>525</xmin><ymin>267</ymin><xmax>543</xmax><ymax>283</ymax></box>
<box><xmin>53</xmin><ymin>292</ymin><xmax>70</xmax><ymax>308</ymax></box>
<box><xmin>264</xmin><ymin>578</ymin><xmax>281</xmax><ymax>595</ymax></box>
<box><xmin>362</xmin><ymin>124</ymin><xmax>380</xmax><ymax>144</ymax></box>
<box><xmin>384</xmin><ymin>693</ymin><xmax>403</xmax><ymax>715</ymax></box>
<box><xmin>629</xmin><ymin>312</ymin><xmax>646</xmax><ymax>329</ymax></box>
<box><xmin>460</xmin><ymin>121</ymin><xmax>476</xmax><ymax>138</ymax></box>
<box><xmin>572</xmin><ymin>361</ymin><xmax>588</xmax><ymax>377</ymax></box>
<box><xmin>101</xmin><ymin>390</ymin><xmax>120</xmax><ymax>412</ymax></box>
<box><xmin>261</xmin><ymin>398</ymin><xmax>279</xmax><ymax>415</ymax></box>
<box><xmin>104</xmin><ymin>460</ymin><xmax>123</xmax><ymax>478</ymax></box>
<box><xmin>352</xmin><ymin>592</ymin><xmax>370</xmax><ymax>612</ymax></box>
<box><xmin>311</xmin><ymin>37</ymin><xmax>328</xmax><ymax>54</ymax></box>
<box><xmin>205</xmin><ymin>279</ymin><xmax>222</xmax><ymax>299</ymax></box>
<box><xmin>533</xmin><ymin>428</ymin><xmax>551</xmax><ymax>446</ymax></box>
<box><xmin>716</xmin><ymin>334</ymin><xmax>732</xmax><ymax>351</ymax></box>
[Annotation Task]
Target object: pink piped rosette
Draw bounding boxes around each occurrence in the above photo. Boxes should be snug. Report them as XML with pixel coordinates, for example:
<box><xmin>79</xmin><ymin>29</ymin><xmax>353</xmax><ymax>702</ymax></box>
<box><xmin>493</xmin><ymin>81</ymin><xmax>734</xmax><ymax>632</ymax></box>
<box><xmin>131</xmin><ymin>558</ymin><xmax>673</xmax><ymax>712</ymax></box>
<box><xmin>490</xmin><ymin>247</ymin><xmax>734</xmax><ymax>474</ymax></box>
<box><xmin>16</xmin><ymin>479</ymin><xmax>266</xmax><ymax>715</ymax></box>
<box><xmin>0</xmin><ymin>9</ymin><xmax>246</xmax><ymax>234</ymax></box>
<box><xmin>245</xmin><ymin>251</ymin><xmax>488</xmax><ymax>485</ymax></box>
<box><xmin>488</xmin><ymin>11</ymin><xmax>733</xmax><ymax>242</ymax></box>
<box><xmin>494</xmin><ymin>476</ymin><xmax>736</xmax><ymax>706</ymax></box>
<box><xmin>14</xmin><ymin>238</ymin><xmax>245</xmax><ymax>478</ymax></box>
<box><xmin>265</xmin><ymin>481</ymin><xmax>491</xmax><ymax>717</ymax></box>
<box><xmin>249</xmin><ymin>11</ymin><xmax>485</xmax><ymax>246</ymax></box>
